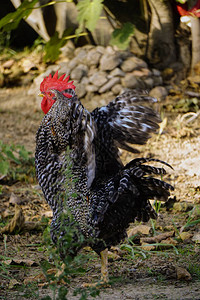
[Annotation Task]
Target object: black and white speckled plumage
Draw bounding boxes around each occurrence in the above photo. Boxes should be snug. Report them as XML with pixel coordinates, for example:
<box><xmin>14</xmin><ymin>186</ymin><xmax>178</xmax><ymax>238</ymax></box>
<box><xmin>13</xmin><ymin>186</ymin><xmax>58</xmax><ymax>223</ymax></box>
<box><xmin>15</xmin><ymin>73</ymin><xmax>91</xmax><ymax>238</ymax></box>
<box><xmin>35</xmin><ymin>89</ymin><xmax>173</xmax><ymax>257</ymax></box>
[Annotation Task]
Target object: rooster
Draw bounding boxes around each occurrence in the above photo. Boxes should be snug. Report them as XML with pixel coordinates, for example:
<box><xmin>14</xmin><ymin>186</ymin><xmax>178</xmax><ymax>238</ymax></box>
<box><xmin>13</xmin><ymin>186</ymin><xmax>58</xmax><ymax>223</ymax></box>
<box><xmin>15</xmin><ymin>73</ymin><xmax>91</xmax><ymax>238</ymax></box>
<box><xmin>35</xmin><ymin>71</ymin><xmax>173</xmax><ymax>285</ymax></box>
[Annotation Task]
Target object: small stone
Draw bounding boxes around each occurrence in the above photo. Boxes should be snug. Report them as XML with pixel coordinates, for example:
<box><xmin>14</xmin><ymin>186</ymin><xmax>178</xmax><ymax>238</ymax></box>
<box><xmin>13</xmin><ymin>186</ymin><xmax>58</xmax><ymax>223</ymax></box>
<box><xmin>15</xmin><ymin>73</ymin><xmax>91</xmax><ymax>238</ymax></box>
<box><xmin>58</xmin><ymin>62</ymin><xmax>71</xmax><ymax>75</ymax></box>
<box><xmin>74</xmin><ymin>48</ymin><xmax>87</xmax><ymax>63</ymax></box>
<box><xmin>112</xmin><ymin>84</ymin><xmax>123</xmax><ymax>95</ymax></box>
<box><xmin>89</xmin><ymin>71</ymin><xmax>107</xmax><ymax>87</ymax></box>
<box><xmin>86</xmin><ymin>49</ymin><xmax>102</xmax><ymax>66</ymax></box>
<box><xmin>100</xmin><ymin>53</ymin><xmax>121</xmax><ymax>71</ymax></box>
<box><xmin>121</xmin><ymin>56</ymin><xmax>147</xmax><ymax>72</ymax></box>
<box><xmin>81</xmin><ymin>77</ymin><xmax>89</xmax><ymax>86</ymax></box>
<box><xmin>88</xmin><ymin>67</ymin><xmax>98</xmax><ymax>76</ymax></box>
<box><xmin>70</xmin><ymin>64</ymin><xmax>88</xmax><ymax>81</ymax></box>
<box><xmin>149</xmin><ymin>86</ymin><xmax>168</xmax><ymax>101</ymax></box>
<box><xmin>96</xmin><ymin>46</ymin><xmax>106</xmax><ymax>54</ymax></box>
<box><xmin>144</xmin><ymin>77</ymin><xmax>154</xmax><ymax>88</ymax></box>
<box><xmin>152</xmin><ymin>68</ymin><xmax>161</xmax><ymax>76</ymax></box>
<box><xmin>132</xmin><ymin>70</ymin><xmax>145</xmax><ymax>77</ymax></box>
<box><xmin>68</xmin><ymin>57</ymin><xmax>78</xmax><ymax>70</ymax></box>
<box><xmin>75</xmin><ymin>82</ymin><xmax>87</xmax><ymax>98</ymax></box>
<box><xmin>153</xmin><ymin>76</ymin><xmax>163</xmax><ymax>86</ymax></box>
<box><xmin>86</xmin><ymin>84</ymin><xmax>99</xmax><ymax>92</ymax></box>
<box><xmin>105</xmin><ymin>46</ymin><xmax>116</xmax><ymax>55</ymax></box>
<box><xmin>121</xmin><ymin>73</ymin><xmax>139</xmax><ymax>89</ymax></box>
<box><xmin>110</xmin><ymin>68</ymin><xmax>125</xmax><ymax>77</ymax></box>
<box><xmin>99</xmin><ymin>77</ymin><xmax>121</xmax><ymax>93</ymax></box>
<box><xmin>132</xmin><ymin>68</ymin><xmax>152</xmax><ymax>77</ymax></box>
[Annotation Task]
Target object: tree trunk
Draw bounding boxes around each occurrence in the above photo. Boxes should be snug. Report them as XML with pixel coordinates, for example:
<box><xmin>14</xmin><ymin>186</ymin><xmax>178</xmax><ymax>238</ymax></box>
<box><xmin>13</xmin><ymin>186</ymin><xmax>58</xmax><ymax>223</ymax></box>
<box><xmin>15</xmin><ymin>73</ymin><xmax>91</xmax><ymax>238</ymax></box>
<box><xmin>147</xmin><ymin>0</ymin><xmax>176</xmax><ymax>69</ymax></box>
<box><xmin>190</xmin><ymin>16</ymin><xmax>200</xmax><ymax>75</ymax></box>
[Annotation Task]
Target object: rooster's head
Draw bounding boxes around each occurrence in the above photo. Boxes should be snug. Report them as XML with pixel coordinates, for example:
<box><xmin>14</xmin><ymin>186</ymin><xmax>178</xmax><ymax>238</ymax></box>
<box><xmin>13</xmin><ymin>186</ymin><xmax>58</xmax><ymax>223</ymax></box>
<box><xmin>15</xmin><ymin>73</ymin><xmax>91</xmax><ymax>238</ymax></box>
<box><xmin>40</xmin><ymin>71</ymin><xmax>76</xmax><ymax>114</ymax></box>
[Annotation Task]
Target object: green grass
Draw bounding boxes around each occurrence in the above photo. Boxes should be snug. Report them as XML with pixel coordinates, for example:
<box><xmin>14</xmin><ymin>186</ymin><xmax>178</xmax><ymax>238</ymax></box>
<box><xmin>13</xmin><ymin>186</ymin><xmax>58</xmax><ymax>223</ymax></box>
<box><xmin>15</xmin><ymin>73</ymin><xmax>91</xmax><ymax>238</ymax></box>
<box><xmin>0</xmin><ymin>140</ymin><xmax>35</xmax><ymax>183</ymax></box>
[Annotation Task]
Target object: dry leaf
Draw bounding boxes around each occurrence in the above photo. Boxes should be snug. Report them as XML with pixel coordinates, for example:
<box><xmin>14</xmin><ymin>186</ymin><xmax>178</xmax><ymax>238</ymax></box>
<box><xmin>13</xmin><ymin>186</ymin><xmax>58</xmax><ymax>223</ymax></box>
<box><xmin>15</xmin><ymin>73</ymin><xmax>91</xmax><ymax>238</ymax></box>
<box><xmin>21</xmin><ymin>58</ymin><xmax>37</xmax><ymax>73</ymax></box>
<box><xmin>179</xmin><ymin>232</ymin><xmax>192</xmax><ymax>241</ymax></box>
<box><xmin>8</xmin><ymin>278</ymin><xmax>20</xmax><ymax>289</ymax></box>
<box><xmin>176</xmin><ymin>266</ymin><xmax>192</xmax><ymax>281</ymax></box>
<box><xmin>127</xmin><ymin>225</ymin><xmax>151</xmax><ymax>238</ymax></box>
<box><xmin>3</xmin><ymin>59</ymin><xmax>15</xmax><ymax>69</ymax></box>
<box><xmin>159</xmin><ymin>117</ymin><xmax>167</xmax><ymax>135</ymax></box>
<box><xmin>161</xmin><ymin>237</ymin><xmax>178</xmax><ymax>246</ymax></box>
<box><xmin>1</xmin><ymin>205</ymin><xmax>25</xmax><ymax>234</ymax></box>
<box><xmin>141</xmin><ymin>242</ymin><xmax>155</xmax><ymax>251</ymax></box>
<box><xmin>140</xmin><ymin>231</ymin><xmax>175</xmax><ymax>244</ymax></box>
<box><xmin>41</xmin><ymin>210</ymin><xmax>53</xmax><ymax>218</ymax></box>
<box><xmin>108</xmin><ymin>251</ymin><xmax>120</xmax><ymax>261</ymax></box>
<box><xmin>3</xmin><ymin>258</ymin><xmax>38</xmax><ymax>267</ymax></box>
<box><xmin>9</xmin><ymin>193</ymin><xmax>22</xmax><ymax>205</ymax></box>
<box><xmin>192</xmin><ymin>232</ymin><xmax>200</xmax><ymax>243</ymax></box>
<box><xmin>24</xmin><ymin>273</ymin><xmax>46</xmax><ymax>285</ymax></box>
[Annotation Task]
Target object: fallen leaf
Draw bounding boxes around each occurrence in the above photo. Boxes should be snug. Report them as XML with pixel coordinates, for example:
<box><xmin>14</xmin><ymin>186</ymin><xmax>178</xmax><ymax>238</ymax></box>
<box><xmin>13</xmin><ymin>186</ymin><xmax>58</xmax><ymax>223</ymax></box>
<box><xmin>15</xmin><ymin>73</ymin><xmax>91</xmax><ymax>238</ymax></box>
<box><xmin>3</xmin><ymin>258</ymin><xmax>38</xmax><ymax>267</ymax></box>
<box><xmin>0</xmin><ymin>204</ymin><xmax>25</xmax><ymax>234</ymax></box>
<box><xmin>161</xmin><ymin>237</ymin><xmax>178</xmax><ymax>246</ymax></box>
<box><xmin>192</xmin><ymin>232</ymin><xmax>200</xmax><ymax>243</ymax></box>
<box><xmin>108</xmin><ymin>251</ymin><xmax>120</xmax><ymax>261</ymax></box>
<box><xmin>8</xmin><ymin>279</ymin><xmax>20</xmax><ymax>289</ymax></box>
<box><xmin>159</xmin><ymin>117</ymin><xmax>167</xmax><ymax>135</ymax></box>
<box><xmin>140</xmin><ymin>231</ymin><xmax>175</xmax><ymax>244</ymax></box>
<box><xmin>173</xmin><ymin>202</ymin><xmax>194</xmax><ymax>212</ymax></box>
<box><xmin>127</xmin><ymin>225</ymin><xmax>152</xmax><ymax>238</ymax></box>
<box><xmin>9</xmin><ymin>193</ymin><xmax>22</xmax><ymax>205</ymax></box>
<box><xmin>24</xmin><ymin>273</ymin><xmax>46</xmax><ymax>285</ymax></box>
<box><xmin>179</xmin><ymin>232</ymin><xmax>192</xmax><ymax>241</ymax></box>
<box><xmin>141</xmin><ymin>242</ymin><xmax>155</xmax><ymax>251</ymax></box>
<box><xmin>176</xmin><ymin>266</ymin><xmax>192</xmax><ymax>281</ymax></box>
<box><xmin>3</xmin><ymin>59</ymin><xmax>15</xmax><ymax>69</ymax></box>
<box><xmin>41</xmin><ymin>210</ymin><xmax>53</xmax><ymax>218</ymax></box>
<box><xmin>1</xmin><ymin>208</ymin><xmax>14</xmax><ymax>219</ymax></box>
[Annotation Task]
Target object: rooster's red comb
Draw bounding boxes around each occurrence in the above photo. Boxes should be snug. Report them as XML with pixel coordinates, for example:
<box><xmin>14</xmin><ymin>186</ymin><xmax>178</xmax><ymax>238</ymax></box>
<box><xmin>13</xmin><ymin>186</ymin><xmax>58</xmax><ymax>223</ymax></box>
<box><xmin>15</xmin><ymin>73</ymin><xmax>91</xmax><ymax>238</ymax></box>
<box><xmin>40</xmin><ymin>70</ymin><xmax>76</xmax><ymax>92</ymax></box>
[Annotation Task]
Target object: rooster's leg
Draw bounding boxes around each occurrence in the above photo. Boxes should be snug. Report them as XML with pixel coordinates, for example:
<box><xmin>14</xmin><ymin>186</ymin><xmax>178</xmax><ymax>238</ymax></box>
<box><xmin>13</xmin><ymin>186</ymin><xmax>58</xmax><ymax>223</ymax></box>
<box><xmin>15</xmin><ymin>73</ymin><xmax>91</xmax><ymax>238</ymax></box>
<box><xmin>100</xmin><ymin>248</ymin><xmax>108</xmax><ymax>283</ymax></box>
<box><xmin>82</xmin><ymin>248</ymin><xmax>109</xmax><ymax>287</ymax></box>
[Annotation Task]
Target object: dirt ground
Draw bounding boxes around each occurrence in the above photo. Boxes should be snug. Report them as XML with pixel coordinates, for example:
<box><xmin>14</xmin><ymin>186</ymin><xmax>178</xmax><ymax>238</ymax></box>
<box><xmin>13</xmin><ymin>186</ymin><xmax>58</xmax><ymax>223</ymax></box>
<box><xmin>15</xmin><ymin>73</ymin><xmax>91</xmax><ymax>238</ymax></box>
<box><xmin>0</xmin><ymin>86</ymin><xmax>200</xmax><ymax>299</ymax></box>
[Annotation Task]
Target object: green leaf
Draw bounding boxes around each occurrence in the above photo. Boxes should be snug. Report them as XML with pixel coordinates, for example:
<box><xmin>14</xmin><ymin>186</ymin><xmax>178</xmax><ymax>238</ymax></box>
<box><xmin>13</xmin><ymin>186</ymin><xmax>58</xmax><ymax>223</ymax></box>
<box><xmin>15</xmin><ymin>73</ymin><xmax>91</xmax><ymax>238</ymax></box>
<box><xmin>44</xmin><ymin>29</ymin><xmax>72</xmax><ymax>63</ymax></box>
<box><xmin>0</xmin><ymin>0</ymin><xmax>39</xmax><ymax>32</ymax></box>
<box><xmin>0</xmin><ymin>160</ymin><xmax>9</xmax><ymax>176</ymax></box>
<box><xmin>110</xmin><ymin>22</ymin><xmax>134</xmax><ymax>50</ymax></box>
<box><xmin>77</xmin><ymin>0</ymin><xmax>103</xmax><ymax>32</ymax></box>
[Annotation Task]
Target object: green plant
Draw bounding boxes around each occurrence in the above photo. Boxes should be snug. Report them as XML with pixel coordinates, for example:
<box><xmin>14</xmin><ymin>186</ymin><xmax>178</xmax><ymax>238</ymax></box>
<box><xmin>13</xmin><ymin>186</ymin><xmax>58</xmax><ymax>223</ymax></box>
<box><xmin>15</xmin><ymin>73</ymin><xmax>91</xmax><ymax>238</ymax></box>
<box><xmin>0</xmin><ymin>0</ymin><xmax>135</xmax><ymax>62</ymax></box>
<box><xmin>38</xmin><ymin>148</ymin><xmax>100</xmax><ymax>299</ymax></box>
<box><xmin>150</xmin><ymin>200</ymin><xmax>162</xmax><ymax>236</ymax></box>
<box><xmin>181</xmin><ymin>206</ymin><xmax>200</xmax><ymax>231</ymax></box>
<box><xmin>121</xmin><ymin>237</ymin><xmax>148</xmax><ymax>259</ymax></box>
<box><xmin>172</xmin><ymin>206</ymin><xmax>200</xmax><ymax>240</ymax></box>
<box><xmin>0</xmin><ymin>140</ymin><xmax>35</xmax><ymax>182</ymax></box>
<box><xmin>188</xmin><ymin>263</ymin><xmax>200</xmax><ymax>280</ymax></box>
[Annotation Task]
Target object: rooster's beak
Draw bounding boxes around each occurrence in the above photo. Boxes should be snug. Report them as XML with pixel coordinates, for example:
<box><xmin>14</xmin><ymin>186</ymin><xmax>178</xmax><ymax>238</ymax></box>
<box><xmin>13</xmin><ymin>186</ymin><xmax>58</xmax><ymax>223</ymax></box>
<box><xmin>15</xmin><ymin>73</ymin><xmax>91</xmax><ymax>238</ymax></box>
<box><xmin>38</xmin><ymin>93</ymin><xmax>44</xmax><ymax>97</ymax></box>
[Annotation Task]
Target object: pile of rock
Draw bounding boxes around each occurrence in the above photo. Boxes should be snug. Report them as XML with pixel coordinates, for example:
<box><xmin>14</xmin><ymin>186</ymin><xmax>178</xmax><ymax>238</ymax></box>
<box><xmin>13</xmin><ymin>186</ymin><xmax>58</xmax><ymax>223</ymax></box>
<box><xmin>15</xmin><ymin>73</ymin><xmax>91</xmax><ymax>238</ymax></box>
<box><xmin>30</xmin><ymin>45</ymin><xmax>167</xmax><ymax>105</ymax></box>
